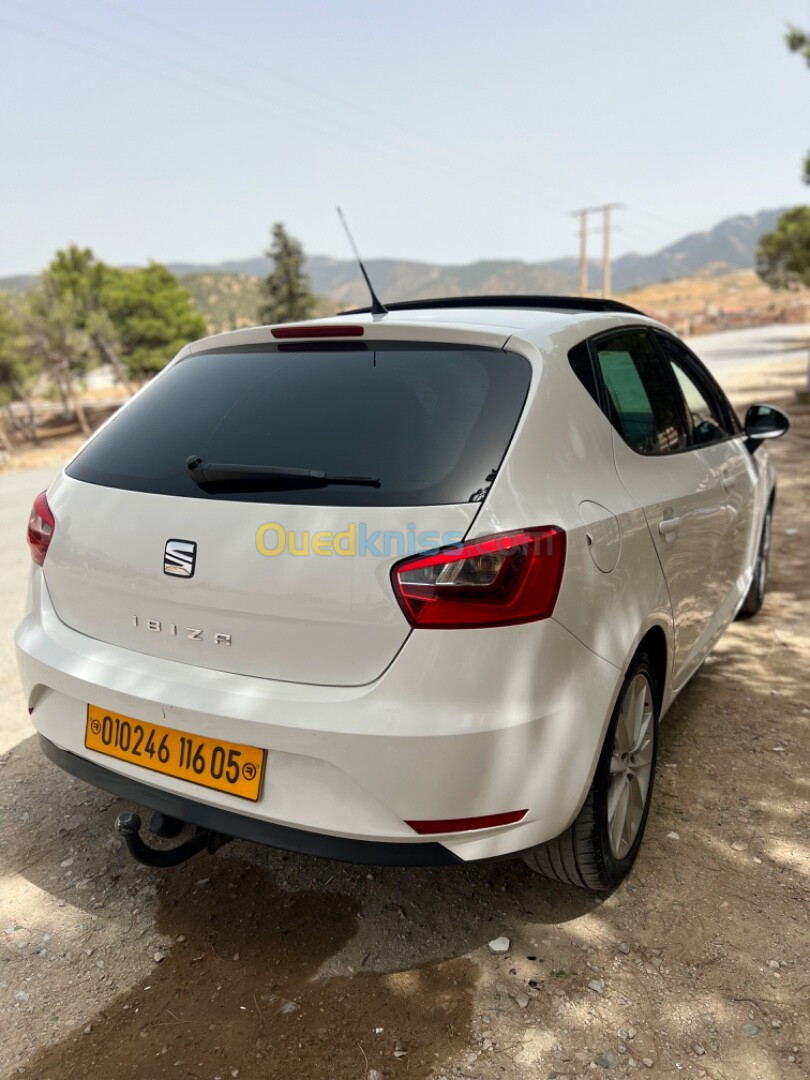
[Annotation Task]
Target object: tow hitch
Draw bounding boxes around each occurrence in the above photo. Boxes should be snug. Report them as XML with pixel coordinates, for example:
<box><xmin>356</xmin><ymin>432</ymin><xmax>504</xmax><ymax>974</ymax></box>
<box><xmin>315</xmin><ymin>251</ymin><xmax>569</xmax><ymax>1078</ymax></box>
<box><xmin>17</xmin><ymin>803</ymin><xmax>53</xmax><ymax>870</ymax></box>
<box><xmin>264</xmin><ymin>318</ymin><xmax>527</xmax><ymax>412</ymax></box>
<box><xmin>115</xmin><ymin>810</ymin><xmax>232</xmax><ymax>867</ymax></box>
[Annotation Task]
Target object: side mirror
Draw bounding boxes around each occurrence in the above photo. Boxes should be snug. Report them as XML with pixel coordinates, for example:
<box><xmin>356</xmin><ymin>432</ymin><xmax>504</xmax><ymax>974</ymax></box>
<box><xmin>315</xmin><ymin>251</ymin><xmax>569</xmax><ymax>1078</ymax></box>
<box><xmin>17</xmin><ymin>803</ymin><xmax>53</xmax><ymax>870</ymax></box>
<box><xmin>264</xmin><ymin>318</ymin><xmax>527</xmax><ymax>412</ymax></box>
<box><xmin>744</xmin><ymin>404</ymin><xmax>790</xmax><ymax>453</ymax></box>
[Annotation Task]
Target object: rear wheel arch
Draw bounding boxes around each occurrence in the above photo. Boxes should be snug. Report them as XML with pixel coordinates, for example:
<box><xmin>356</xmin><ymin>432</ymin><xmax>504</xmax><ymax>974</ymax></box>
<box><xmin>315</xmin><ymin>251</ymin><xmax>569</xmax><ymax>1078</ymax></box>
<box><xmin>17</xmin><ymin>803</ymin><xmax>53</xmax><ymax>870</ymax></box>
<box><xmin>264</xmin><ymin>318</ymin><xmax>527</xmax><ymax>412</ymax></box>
<box><xmin>738</xmin><ymin>493</ymin><xmax>775</xmax><ymax>620</ymax></box>
<box><xmin>554</xmin><ymin>621</ymin><xmax>669</xmax><ymax>832</ymax></box>
<box><xmin>635</xmin><ymin>625</ymin><xmax>668</xmax><ymax>711</ymax></box>
<box><xmin>524</xmin><ymin>646</ymin><xmax>661</xmax><ymax>890</ymax></box>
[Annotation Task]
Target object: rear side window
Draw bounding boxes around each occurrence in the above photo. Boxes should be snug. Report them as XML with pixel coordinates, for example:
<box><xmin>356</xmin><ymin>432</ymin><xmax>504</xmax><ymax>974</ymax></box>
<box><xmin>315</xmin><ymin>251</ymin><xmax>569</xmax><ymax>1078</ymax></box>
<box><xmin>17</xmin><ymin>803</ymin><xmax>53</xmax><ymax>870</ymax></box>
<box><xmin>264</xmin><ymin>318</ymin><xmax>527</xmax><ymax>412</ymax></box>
<box><xmin>67</xmin><ymin>342</ymin><xmax>531</xmax><ymax>506</ymax></box>
<box><xmin>592</xmin><ymin>330</ymin><xmax>688</xmax><ymax>454</ymax></box>
<box><xmin>568</xmin><ymin>340</ymin><xmax>600</xmax><ymax>406</ymax></box>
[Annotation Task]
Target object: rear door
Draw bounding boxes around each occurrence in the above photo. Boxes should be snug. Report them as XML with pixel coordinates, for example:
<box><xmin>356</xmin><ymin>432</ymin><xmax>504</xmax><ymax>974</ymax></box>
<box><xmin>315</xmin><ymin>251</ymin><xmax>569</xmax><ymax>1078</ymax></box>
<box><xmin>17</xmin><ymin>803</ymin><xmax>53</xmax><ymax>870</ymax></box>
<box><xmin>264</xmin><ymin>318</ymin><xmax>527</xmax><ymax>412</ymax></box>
<box><xmin>45</xmin><ymin>339</ymin><xmax>531</xmax><ymax>686</ymax></box>
<box><xmin>653</xmin><ymin>332</ymin><xmax>758</xmax><ymax>622</ymax></box>
<box><xmin>590</xmin><ymin>328</ymin><xmax>728</xmax><ymax>685</ymax></box>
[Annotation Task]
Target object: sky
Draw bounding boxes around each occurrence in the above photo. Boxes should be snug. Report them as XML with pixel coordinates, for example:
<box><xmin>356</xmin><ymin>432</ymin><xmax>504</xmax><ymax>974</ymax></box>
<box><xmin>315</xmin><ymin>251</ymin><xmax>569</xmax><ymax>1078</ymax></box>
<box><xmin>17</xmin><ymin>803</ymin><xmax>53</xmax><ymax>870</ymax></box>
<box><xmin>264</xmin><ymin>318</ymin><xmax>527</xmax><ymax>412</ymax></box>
<box><xmin>1</xmin><ymin>0</ymin><xmax>809</xmax><ymax>276</ymax></box>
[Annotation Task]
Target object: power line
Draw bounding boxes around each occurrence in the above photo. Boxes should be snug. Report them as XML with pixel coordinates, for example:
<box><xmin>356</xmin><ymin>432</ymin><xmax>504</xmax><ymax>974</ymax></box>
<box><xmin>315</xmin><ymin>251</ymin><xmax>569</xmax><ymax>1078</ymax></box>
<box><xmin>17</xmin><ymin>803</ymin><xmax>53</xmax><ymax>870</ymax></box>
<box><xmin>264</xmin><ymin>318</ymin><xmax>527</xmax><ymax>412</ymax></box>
<box><xmin>1</xmin><ymin>0</ymin><xmax>604</xmax><ymax>262</ymax></box>
<box><xmin>89</xmin><ymin>0</ymin><xmax>603</xmax><ymax>210</ymax></box>
<box><xmin>0</xmin><ymin>1</ymin><xmax>446</xmax><ymax>174</ymax></box>
<box><xmin>3</xmin><ymin>0</ymin><xmax>596</xmax><ymax>219</ymax></box>
<box><xmin>3</xmin><ymin>0</ymin><xmax>691</xmax><ymax>268</ymax></box>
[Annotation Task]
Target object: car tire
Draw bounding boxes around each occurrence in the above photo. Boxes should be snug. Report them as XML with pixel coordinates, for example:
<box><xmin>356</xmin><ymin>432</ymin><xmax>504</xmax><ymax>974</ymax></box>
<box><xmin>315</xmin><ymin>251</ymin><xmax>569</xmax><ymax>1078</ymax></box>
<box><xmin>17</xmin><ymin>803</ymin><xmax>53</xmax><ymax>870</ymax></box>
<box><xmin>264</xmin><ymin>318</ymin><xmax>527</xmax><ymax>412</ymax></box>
<box><xmin>523</xmin><ymin>652</ymin><xmax>659</xmax><ymax>891</ymax></box>
<box><xmin>737</xmin><ymin>504</ymin><xmax>773</xmax><ymax>620</ymax></box>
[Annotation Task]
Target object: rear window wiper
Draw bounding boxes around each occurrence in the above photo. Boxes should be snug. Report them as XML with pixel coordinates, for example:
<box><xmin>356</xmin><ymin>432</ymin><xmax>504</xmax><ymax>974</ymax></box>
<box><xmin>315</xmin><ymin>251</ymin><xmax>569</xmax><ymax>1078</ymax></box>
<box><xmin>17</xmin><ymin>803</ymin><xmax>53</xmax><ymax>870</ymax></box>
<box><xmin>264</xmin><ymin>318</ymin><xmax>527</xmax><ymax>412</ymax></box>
<box><xmin>186</xmin><ymin>456</ymin><xmax>381</xmax><ymax>489</ymax></box>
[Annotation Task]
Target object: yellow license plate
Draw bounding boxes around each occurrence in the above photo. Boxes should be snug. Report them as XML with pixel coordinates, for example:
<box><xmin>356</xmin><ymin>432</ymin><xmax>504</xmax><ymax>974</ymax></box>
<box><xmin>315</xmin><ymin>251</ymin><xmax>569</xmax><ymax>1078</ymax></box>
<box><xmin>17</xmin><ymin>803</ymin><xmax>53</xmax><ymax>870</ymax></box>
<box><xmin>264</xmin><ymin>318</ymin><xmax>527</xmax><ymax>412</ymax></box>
<box><xmin>85</xmin><ymin>705</ymin><xmax>266</xmax><ymax>802</ymax></box>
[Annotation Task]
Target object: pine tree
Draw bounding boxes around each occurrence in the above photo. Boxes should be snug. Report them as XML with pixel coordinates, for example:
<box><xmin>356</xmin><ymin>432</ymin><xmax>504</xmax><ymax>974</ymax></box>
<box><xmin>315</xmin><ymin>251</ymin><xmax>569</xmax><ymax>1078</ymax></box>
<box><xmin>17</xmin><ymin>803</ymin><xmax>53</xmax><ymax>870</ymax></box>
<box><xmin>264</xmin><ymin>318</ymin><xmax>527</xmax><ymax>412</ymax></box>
<box><xmin>786</xmin><ymin>25</ymin><xmax>810</xmax><ymax>183</ymax></box>
<box><xmin>756</xmin><ymin>206</ymin><xmax>810</xmax><ymax>290</ymax></box>
<box><xmin>755</xmin><ymin>27</ymin><xmax>810</xmax><ymax>289</ymax></box>
<box><xmin>259</xmin><ymin>223</ymin><xmax>316</xmax><ymax>324</ymax></box>
<box><xmin>44</xmin><ymin>246</ymin><xmax>132</xmax><ymax>392</ymax></box>
<box><xmin>100</xmin><ymin>264</ymin><xmax>207</xmax><ymax>382</ymax></box>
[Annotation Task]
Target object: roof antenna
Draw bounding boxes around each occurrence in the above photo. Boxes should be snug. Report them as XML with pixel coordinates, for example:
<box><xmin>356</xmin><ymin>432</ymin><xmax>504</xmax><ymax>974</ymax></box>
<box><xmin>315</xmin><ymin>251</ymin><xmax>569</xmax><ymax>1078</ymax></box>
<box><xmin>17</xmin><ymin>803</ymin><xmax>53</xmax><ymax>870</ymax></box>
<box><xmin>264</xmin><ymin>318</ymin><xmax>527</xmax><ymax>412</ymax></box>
<box><xmin>336</xmin><ymin>206</ymin><xmax>388</xmax><ymax>316</ymax></box>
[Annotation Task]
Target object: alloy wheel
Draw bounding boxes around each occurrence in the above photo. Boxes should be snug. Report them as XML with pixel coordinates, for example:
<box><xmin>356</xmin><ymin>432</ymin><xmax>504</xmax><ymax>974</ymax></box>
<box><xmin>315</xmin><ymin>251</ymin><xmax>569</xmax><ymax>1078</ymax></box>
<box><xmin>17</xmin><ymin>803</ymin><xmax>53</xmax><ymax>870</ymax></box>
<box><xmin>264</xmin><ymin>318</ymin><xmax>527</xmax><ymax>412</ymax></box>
<box><xmin>607</xmin><ymin>672</ymin><xmax>655</xmax><ymax>859</ymax></box>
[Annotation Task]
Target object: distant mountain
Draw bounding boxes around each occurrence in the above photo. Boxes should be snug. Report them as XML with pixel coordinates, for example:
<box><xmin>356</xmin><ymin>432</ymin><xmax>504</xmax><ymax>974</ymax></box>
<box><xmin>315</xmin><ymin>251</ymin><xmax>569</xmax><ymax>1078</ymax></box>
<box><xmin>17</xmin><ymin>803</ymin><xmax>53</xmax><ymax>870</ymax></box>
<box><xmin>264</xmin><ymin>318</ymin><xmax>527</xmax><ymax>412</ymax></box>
<box><xmin>610</xmin><ymin>209</ymin><xmax>788</xmax><ymax>291</ymax></box>
<box><xmin>0</xmin><ymin>274</ymin><xmax>36</xmax><ymax>292</ymax></box>
<box><xmin>304</xmin><ymin>255</ymin><xmax>577</xmax><ymax>307</ymax></box>
<box><xmin>171</xmin><ymin>208</ymin><xmax>792</xmax><ymax>304</ymax></box>
<box><xmin>0</xmin><ymin>209</ymin><xmax>792</xmax><ymax>312</ymax></box>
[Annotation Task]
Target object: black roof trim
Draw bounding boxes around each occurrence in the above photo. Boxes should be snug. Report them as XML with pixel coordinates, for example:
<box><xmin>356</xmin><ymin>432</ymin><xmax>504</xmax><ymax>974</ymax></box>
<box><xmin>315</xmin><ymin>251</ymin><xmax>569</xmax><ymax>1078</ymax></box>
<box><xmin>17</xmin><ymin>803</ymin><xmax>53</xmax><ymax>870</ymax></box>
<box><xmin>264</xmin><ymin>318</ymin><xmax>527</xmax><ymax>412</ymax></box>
<box><xmin>335</xmin><ymin>294</ymin><xmax>646</xmax><ymax>317</ymax></box>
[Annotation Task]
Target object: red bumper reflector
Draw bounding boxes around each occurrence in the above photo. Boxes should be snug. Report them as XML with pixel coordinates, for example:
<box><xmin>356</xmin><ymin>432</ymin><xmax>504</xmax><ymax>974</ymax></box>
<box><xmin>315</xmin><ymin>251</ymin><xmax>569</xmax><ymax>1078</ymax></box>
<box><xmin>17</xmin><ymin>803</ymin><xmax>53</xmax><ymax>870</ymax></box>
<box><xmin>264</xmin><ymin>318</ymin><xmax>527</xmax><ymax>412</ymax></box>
<box><xmin>271</xmin><ymin>324</ymin><xmax>364</xmax><ymax>339</ymax></box>
<box><xmin>405</xmin><ymin>809</ymin><xmax>528</xmax><ymax>835</ymax></box>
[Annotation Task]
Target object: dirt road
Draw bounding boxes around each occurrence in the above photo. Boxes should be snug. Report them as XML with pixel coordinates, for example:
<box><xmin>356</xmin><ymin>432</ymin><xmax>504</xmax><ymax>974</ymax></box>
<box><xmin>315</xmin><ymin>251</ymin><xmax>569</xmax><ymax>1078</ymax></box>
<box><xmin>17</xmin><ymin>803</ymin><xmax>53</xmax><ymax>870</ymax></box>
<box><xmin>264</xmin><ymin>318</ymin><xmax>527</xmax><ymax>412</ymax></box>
<box><xmin>1</xmin><ymin>357</ymin><xmax>808</xmax><ymax>1080</ymax></box>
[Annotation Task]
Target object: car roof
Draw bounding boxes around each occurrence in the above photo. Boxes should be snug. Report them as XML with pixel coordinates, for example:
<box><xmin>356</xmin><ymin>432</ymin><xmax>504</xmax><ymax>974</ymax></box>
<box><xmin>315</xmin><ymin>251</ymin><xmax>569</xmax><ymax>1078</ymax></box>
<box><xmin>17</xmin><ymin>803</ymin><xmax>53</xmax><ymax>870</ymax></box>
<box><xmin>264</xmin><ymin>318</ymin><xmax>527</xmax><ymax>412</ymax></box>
<box><xmin>184</xmin><ymin>295</ymin><xmax>660</xmax><ymax>357</ymax></box>
<box><xmin>326</xmin><ymin>298</ymin><xmax>656</xmax><ymax>339</ymax></box>
<box><xmin>333</xmin><ymin>295</ymin><xmax>645</xmax><ymax>333</ymax></box>
<box><xmin>340</xmin><ymin>294</ymin><xmax>644</xmax><ymax>319</ymax></box>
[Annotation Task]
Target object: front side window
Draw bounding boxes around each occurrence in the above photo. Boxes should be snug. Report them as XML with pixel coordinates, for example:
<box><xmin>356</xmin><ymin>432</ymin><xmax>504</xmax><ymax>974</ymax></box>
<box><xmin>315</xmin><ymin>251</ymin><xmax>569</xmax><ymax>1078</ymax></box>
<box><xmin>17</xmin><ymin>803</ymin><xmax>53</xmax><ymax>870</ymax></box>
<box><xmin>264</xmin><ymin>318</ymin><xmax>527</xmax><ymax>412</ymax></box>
<box><xmin>654</xmin><ymin>334</ymin><xmax>734</xmax><ymax>446</ymax></box>
<box><xmin>592</xmin><ymin>330</ymin><xmax>688</xmax><ymax>454</ymax></box>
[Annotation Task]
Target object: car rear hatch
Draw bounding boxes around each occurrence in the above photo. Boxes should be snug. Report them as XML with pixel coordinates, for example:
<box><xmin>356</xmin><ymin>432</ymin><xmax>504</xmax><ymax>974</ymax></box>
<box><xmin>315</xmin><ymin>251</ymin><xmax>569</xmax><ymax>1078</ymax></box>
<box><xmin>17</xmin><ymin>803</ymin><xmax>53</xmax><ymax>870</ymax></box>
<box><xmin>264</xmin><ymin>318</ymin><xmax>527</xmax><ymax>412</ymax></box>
<box><xmin>43</xmin><ymin>326</ymin><xmax>532</xmax><ymax>686</ymax></box>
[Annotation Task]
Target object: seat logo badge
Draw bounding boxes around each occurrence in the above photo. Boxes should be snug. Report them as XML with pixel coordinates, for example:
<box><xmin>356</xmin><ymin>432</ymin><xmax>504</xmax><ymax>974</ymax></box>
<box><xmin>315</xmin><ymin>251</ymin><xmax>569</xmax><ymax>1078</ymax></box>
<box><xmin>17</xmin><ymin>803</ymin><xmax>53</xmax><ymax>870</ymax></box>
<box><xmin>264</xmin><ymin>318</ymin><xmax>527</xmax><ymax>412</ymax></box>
<box><xmin>164</xmin><ymin>539</ymin><xmax>197</xmax><ymax>578</ymax></box>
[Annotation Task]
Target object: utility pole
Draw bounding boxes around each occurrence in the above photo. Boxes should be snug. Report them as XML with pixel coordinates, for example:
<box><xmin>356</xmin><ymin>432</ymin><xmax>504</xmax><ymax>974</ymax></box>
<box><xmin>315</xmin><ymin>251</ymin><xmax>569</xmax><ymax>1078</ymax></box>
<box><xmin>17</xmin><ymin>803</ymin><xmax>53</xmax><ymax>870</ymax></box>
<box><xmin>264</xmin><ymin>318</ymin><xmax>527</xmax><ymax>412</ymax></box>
<box><xmin>570</xmin><ymin>203</ymin><xmax>622</xmax><ymax>297</ymax></box>
<box><xmin>601</xmin><ymin>203</ymin><xmax>621</xmax><ymax>297</ymax></box>
<box><xmin>572</xmin><ymin>209</ymin><xmax>589</xmax><ymax>295</ymax></box>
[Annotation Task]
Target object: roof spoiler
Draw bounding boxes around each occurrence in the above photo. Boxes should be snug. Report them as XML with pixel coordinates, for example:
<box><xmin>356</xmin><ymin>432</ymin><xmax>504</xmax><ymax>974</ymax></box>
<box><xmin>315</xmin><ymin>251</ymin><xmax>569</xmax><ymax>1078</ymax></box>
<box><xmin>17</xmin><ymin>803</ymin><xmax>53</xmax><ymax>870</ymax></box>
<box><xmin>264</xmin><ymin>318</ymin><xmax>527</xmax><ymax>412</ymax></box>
<box><xmin>335</xmin><ymin>294</ymin><xmax>646</xmax><ymax>317</ymax></box>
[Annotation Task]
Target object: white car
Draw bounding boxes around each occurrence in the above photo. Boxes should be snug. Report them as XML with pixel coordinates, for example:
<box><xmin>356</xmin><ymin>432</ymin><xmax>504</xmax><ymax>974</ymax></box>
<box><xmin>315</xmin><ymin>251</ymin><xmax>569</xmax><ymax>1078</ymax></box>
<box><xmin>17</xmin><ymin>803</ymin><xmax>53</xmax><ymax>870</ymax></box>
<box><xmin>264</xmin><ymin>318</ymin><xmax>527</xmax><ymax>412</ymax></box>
<box><xmin>15</xmin><ymin>296</ymin><xmax>789</xmax><ymax>889</ymax></box>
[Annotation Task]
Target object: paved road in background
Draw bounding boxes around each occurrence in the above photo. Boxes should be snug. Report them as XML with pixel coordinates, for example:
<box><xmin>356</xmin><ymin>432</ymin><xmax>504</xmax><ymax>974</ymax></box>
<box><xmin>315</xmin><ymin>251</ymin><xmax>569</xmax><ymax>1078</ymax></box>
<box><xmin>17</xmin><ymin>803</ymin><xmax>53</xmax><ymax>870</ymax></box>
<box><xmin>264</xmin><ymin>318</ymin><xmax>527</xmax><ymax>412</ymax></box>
<box><xmin>0</xmin><ymin>324</ymin><xmax>807</xmax><ymax>751</ymax></box>
<box><xmin>687</xmin><ymin>322</ymin><xmax>810</xmax><ymax>380</ymax></box>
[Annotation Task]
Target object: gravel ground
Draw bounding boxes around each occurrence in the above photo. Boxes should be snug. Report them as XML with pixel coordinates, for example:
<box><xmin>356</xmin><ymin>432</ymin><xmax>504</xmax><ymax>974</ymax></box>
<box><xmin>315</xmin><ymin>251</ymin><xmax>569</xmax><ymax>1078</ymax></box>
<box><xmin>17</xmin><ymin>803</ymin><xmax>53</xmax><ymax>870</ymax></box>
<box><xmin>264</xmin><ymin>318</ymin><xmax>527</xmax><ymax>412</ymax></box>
<box><xmin>1</xmin><ymin>360</ymin><xmax>808</xmax><ymax>1080</ymax></box>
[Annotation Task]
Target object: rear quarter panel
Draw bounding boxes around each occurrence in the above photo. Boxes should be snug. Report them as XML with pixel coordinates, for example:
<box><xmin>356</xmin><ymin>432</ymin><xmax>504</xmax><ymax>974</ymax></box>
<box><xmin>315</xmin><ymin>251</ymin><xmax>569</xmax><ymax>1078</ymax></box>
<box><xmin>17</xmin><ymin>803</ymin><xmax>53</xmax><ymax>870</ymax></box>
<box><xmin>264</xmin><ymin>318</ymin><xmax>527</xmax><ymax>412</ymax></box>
<box><xmin>472</xmin><ymin>320</ymin><xmax>675</xmax><ymax>690</ymax></box>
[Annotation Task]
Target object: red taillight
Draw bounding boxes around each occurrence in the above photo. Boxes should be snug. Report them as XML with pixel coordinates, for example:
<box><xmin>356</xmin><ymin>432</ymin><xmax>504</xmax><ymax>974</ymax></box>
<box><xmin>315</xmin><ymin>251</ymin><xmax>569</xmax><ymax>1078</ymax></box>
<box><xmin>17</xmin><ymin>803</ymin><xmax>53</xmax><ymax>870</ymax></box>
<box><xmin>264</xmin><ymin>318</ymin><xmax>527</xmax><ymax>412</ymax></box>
<box><xmin>27</xmin><ymin>491</ymin><xmax>55</xmax><ymax>566</ymax></box>
<box><xmin>270</xmin><ymin>324</ymin><xmax>364</xmax><ymax>339</ymax></box>
<box><xmin>391</xmin><ymin>526</ymin><xmax>566</xmax><ymax>629</ymax></box>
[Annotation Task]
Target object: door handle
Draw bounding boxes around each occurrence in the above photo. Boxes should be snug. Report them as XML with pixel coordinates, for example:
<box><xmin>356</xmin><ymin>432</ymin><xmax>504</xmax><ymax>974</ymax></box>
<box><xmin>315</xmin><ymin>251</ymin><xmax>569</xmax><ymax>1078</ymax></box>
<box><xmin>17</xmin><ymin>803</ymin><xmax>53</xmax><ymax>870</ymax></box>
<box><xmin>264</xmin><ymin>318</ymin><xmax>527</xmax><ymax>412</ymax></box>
<box><xmin>722</xmin><ymin>472</ymin><xmax>737</xmax><ymax>491</ymax></box>
<box><xmin>658</xmin><ymin>514</ymin><xmax>681</xmax><ymax>537</ymax></box>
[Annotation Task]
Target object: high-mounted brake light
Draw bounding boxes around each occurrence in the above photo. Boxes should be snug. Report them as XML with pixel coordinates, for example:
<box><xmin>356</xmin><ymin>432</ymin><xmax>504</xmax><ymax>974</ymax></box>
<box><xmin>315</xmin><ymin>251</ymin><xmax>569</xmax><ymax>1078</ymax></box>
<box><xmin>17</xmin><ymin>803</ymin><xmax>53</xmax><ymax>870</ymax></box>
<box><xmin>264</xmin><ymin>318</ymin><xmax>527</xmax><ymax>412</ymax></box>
<box><xmin>391</xmin><ymin>526</ymin><xmax>566</xmax><ymax>629</ymax></box>
<box><xmin>271</xmin><ymin>324</ymin><xmax>364</xmax><ymax>339</ymax></box>
<box><xmin>27</xmin><ymin>491</ymin><xmax>55</xmax><ymax>566</ymax></box>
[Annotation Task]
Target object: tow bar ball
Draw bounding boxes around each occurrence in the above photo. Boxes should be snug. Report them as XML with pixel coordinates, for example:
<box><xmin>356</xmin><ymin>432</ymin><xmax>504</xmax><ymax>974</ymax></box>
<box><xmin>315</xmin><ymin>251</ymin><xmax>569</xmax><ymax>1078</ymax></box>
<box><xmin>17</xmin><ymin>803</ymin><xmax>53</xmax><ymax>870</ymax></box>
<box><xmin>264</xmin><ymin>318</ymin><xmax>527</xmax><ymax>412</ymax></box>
<box><xmin>114</xmin><ymin>810</ymin><xmax>231</xmax><ymax>867</ymax></box>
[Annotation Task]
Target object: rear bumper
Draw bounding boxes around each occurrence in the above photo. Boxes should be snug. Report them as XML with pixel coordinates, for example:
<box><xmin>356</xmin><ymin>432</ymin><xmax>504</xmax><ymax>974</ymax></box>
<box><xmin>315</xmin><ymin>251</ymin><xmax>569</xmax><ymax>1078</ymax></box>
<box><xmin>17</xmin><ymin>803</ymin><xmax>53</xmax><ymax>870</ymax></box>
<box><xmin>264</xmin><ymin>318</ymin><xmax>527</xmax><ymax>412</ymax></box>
<box><xmin>16</xmin><ymin>570</ymin><xmax>622</xmax><ymax>862</ymax></box>
<box><xmin>39</xmin><ymin>736</ymin><xmax>460</xmax><ymax>866</ymax></box>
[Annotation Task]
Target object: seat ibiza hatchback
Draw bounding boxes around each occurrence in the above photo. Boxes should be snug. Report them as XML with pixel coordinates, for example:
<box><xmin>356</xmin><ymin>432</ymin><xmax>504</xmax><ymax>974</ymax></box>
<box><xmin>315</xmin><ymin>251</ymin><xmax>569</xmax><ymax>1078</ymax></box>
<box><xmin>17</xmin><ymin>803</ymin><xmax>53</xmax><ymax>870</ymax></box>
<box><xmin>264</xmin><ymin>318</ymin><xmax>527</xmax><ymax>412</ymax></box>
<box><xmin>16</xmin><ymin>296</ymin><xmax>788</xmax><ymax>889</ymax></box>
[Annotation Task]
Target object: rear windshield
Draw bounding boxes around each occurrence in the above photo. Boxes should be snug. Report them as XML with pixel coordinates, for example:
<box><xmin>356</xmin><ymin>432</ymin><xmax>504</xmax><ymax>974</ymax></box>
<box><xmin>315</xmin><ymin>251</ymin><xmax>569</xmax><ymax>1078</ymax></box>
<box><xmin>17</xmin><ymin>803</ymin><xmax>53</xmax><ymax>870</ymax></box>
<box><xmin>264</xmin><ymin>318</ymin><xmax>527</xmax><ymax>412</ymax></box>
<box><xmin>67</xmin><ymin>342</ymin><xmax>532</xmax><ymax>506</ymax></box>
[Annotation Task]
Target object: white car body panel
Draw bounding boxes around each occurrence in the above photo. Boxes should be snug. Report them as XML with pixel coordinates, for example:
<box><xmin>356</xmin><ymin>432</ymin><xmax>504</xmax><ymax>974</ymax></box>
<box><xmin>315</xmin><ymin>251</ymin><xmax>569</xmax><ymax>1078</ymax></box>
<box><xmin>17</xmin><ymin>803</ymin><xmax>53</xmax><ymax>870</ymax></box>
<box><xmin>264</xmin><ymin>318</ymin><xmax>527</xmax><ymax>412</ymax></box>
<box><xmin>611</xmin><ymin>432</ymin><xmax>730</xmax><ymax>687</ymax></box>
<box><xmin>15</xmin><ymin>304</ymin><xmax>777</xmax><ymax>863</ymax></box>
<box><xmin>472</xmin><ymin>322</ymin><xmax>676</xmax><ymax>685</ymax></box>
<box><xmin>18</xmin><ymin>569</ymin><xmax>619</xmax><ymax>854</ymax></box>
<box><xmin>42</xmin><ymin>473</ymin><xmax>478</xmax><ymax>686</ymax></box>
<box><xmin>718</xmin><ymin>442</ymin><xmax>759</xmax><ymax>612</ymax></box>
